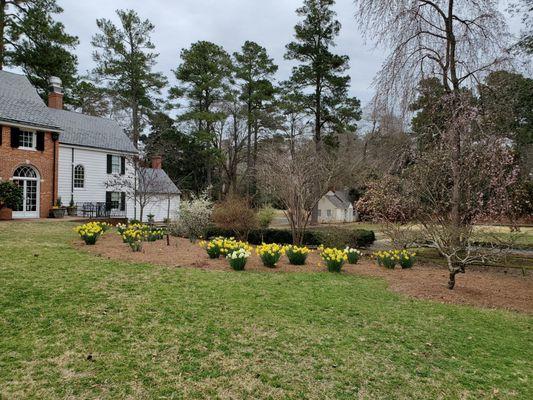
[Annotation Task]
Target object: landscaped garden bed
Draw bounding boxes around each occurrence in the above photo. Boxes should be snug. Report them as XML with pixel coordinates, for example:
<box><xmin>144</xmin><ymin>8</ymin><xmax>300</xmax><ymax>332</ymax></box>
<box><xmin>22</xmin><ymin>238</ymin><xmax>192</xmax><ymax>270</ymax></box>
<box><xmin>1</xmin><ymin>221</ymin><xmax>532</xmax><ymax>399</ymax></box>
<box><xmin>78</xmin><ymin>229</ymin><xmax>533</xmax><ymax>314</ymax></box>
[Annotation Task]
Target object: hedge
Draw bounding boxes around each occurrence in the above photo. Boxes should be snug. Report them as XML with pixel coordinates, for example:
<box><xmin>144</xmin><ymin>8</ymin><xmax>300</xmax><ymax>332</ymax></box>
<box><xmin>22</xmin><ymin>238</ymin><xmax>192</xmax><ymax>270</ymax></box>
<box><xmin>205</xmin><ymin>226</ymin><xmax>376</xmax><ymax>248</ymax></box>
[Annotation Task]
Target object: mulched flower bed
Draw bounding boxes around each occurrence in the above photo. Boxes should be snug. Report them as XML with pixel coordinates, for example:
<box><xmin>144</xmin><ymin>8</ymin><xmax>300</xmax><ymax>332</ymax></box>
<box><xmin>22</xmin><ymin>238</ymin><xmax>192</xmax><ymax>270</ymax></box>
<box><xmin>76</xmin><ymin>234</ymin><xmax>533</xmax><ymax>314</ymax></box>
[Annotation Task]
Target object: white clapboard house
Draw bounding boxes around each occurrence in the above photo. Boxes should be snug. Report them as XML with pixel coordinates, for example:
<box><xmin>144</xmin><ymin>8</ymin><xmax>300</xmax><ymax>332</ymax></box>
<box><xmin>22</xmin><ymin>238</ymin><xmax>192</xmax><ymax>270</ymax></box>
<box><xmin>317</xmin><ymin>190</ymin><xmax>356</xmax><ymax>223</ymax></box>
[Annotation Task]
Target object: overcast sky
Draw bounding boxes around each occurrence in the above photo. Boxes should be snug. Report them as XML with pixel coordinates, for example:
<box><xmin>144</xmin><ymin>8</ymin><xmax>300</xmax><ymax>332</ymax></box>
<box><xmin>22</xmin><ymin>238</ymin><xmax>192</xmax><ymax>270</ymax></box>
<box><xmin>34</xmin><ymin>1</ymin><xmax>524</xmax><ymax>109</ymax></box>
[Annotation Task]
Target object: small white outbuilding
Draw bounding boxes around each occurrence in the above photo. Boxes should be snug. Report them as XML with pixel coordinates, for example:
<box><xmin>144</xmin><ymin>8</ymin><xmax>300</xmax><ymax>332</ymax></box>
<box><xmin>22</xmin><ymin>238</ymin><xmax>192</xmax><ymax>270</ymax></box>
<box><xmin>317</xmin><ymin>190</ymin><xmax>355</xmax><ymax>223</ymax></box>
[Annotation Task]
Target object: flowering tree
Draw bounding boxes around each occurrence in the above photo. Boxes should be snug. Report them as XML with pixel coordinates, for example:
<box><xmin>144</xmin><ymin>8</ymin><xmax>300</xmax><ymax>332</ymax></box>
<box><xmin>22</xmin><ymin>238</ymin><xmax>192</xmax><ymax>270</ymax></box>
<box><xmin>177</xmin><ymin>190</ymin><xmax>213</xmax><ymax>242</ymax></box>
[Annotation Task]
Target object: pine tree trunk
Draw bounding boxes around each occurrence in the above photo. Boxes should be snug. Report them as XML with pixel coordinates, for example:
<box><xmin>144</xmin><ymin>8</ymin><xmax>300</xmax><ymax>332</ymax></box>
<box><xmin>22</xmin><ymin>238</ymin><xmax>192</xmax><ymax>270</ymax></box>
<box><xmin>132</xmin><ymin>100</ymin><xmax>140</xmax><ymax>149</ymax></box>
<box><xmin>0</xmin><ymin>0</ymin><xmax>6</xmax><ymax>69</ymax></box>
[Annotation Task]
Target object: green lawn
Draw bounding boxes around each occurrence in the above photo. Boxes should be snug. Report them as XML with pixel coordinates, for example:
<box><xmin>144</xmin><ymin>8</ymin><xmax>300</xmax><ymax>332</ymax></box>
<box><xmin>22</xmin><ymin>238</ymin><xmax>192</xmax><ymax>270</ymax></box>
<box><xmin>1</xmin><ymin>222</ymin><xmax>532</xmax><ymax>399</ymax></box>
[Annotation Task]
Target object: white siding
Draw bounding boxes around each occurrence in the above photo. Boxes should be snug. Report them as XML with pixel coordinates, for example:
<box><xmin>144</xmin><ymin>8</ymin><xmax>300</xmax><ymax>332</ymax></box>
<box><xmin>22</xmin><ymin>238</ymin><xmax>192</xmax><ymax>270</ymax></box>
<box><xmin>131</xmin><ymin>194</ymin><xmax>180</xmax><ymax>222</ymax></box>
<box><xmin>59</xmin><ymin>144</ymin><xmax>179</xmax><ymax>222</ymax></box>
<box><xmin>317</xmin><ymin>197</ymin><xmax>354</xmax><ymax>223</ymax></box>
<box><xmin>58</xmin><ymin>145</ymin><xmax>133</xmax><ymax>205</ymax></box>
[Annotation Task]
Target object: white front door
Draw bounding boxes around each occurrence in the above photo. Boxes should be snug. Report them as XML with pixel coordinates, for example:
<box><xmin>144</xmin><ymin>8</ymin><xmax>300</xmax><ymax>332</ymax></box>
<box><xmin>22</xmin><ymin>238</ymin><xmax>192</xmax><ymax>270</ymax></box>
<box><xmin>12</xmin><ymin>166</ymin><xmax>40</xmax><ymax>219</ymax></box>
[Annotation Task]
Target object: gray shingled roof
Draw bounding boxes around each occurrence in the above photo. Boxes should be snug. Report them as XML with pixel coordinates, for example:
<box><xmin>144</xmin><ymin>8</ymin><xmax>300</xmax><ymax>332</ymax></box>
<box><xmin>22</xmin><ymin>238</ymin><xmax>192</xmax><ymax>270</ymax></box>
<box><xmin>142</xmin><ymin>168</ymin><xmax>180</xmax><ymax>195</ymax></box>
<box><xmin>52</xmin><ymin>109</ymin><xmax>137</xmax><ymax>153</ymax></box>
<box><xmin>0</xmin><ymin>71</ymin><xmax>60</xmax><ymax>131</ymax></box>
<box><xmin>0</xmin><ymin>70</ymin><xmax>137</xmax><ymax>153</ymax></box>
<box><xmin>325</xmin><ymin>191</ymin><xmax>352</xmax><ymax>209</ymax></box>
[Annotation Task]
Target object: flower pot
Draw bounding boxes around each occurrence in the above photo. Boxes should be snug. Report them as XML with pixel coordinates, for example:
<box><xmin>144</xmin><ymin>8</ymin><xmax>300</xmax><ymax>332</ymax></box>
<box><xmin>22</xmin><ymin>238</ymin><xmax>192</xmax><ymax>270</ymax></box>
<box><xmin>51</xmin><ymin>208</ymin><xmax>65</xmax><ymax>218</ymax></box>
<box><xmin>67</xmin><ymin>206</ymin><xmax>77</xmax><ymax>217</ymax></box>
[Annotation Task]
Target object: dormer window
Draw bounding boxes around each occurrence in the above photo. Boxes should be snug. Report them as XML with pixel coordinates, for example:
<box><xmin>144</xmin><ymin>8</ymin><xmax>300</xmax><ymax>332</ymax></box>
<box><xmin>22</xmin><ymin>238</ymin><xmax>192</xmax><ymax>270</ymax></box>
<box><xmin>19</xmin><ymin>130</ymin><xmax>36</xmax><ymax>150</ymax></box>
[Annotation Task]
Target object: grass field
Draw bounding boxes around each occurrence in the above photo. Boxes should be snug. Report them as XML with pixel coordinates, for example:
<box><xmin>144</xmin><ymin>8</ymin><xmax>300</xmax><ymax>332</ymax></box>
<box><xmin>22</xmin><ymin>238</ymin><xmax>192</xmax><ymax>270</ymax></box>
<box><xmin>1</xmin><ymin>221</ymin><xmax>532</xmax><ymax>399</ymax></box>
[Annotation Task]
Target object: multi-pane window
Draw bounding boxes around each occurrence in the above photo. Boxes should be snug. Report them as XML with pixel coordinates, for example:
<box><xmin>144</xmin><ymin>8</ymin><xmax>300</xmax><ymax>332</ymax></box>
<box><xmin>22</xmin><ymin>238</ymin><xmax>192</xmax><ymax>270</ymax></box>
<box><xmin>19</xmin><ymin>131</ymin><xmax>36</xmax><ymax>149</ymax></box>
<box><xmin>110</xmin><ymin>192</ymin><xmax>121</xmax><ymax>209</ymax></box>
<box><xmin>74</xmin><ymin>165</ymin><xmax>85</xmax><ymax>188</ymax></box>
<box><xmin>326</xmin><ymin>209</ymin><xmax>332</xmax><ymax>217</ymax></box>
<box><xmin>111</xmin><ymin>155</ymin><xmax>121</xmax><ymax>174</ymax></box>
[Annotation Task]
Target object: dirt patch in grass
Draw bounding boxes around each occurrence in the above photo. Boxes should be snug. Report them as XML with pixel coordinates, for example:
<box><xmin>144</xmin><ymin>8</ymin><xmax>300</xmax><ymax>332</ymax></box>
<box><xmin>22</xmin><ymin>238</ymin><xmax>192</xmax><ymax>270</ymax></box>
<box><xmin>77</xmin><ymin>234</ymin><xmax>533</xmax><ymax>314</ymax></box>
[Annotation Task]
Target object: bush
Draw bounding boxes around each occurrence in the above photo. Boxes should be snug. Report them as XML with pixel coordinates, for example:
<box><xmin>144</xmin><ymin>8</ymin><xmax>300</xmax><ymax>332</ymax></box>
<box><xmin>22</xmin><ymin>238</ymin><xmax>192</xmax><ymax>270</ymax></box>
<box><xmin>226</xmin><ymin>248</ymin><xmax>251</xmax><ymax>271</ymax></box>
<box><xmin>0</xmin><ymin>181</ymin><xmax>22</xmax><ymax>210</ymax></box>
<box><xmin>257</xmin><ymin>205</ymin><xmax>276</xmax><ymax>229</ymax></box>
<box><xmin>74</xmin><ymin>222</ymin><xmax>105</xmax><ymax>245</ymax></box>
<box><xmin>212</xmin><ymin>197</ymin><xmax>258</xmax><ymax>240</ymax></box>
<box><xmin>256</xmin><ymin>243</ymin><xmax>285</xmax><ymax>268</ymax></box>
<box><xmin>285</xmin><ymin>245</ymin><xmax>310</xmax><ymax>265</ymax></box>
<box><xmin>319</xmin><ymin>246</ymin><xmax>348</xmax><ymax>272</ymax></box>
<box><xmin>204</xmin><ymin>226</ymin><xmax>376</xmax><ymax>248</ymax></box>
<box><xmin>178</xmin><ymin>191</ymin><xmax>213</xmax><ymax>241</ymax></box>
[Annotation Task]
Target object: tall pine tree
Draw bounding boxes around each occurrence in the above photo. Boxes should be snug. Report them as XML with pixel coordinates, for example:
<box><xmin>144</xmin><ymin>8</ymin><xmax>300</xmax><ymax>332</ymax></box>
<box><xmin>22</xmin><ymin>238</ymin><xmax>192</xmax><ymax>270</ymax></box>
<box><xmin>285</xmin><ymin>0</ymin><xmax>361</xmax><ymax>151</ymax></box>
<box><xmin>1</xmin><ymin>0</ymin><xmax>78</xmax><ymax>102</ymax></box>
<box><xmin>171</xmin><ymin>41</ymin><xmax>233</xmax><ymax>189</ymax></box>
<box><xmin>91</xmin><ymin>9</ymin><xmax>167</xmax><ymax>148</ymax></box>
<box><xmin>233</xmin><ymin>41</ymin><xmax>278</xmax><ymax>191</ymax></box>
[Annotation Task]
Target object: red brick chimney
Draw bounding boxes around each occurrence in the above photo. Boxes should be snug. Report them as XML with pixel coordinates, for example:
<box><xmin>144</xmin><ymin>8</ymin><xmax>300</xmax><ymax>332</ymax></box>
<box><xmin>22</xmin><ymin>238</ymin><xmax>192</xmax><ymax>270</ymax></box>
<box><xmin>48</xmin><ymin>76</ymin><xmax>63</xmax><ymax>110</ymax></box>
<box><xmin>152</xmin><ymin>155</ymin><xmax>162</xmax><ymax>169</ymax></box>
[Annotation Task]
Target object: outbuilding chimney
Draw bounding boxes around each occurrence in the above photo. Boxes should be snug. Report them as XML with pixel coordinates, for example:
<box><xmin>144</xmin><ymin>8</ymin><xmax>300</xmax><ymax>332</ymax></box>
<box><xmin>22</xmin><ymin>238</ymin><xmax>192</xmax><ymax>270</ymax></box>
<box><xmin>48</xmin><ymin>76</ymin><xmax>63</xmax><ymax>110</ymax></box>
<box><xmin>152</xmin><ymin>155</ymin><xmax>162</xmax><ymax>169</ymax></box>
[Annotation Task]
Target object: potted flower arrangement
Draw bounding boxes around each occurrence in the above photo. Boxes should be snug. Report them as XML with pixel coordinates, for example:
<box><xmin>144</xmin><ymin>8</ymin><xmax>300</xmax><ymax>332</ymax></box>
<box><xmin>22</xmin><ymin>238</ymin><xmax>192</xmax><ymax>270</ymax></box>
<box><xmin>344</xmin><ymin>247</ymin><xmax>362</xmax><ymax>264</ymax></box>
<box><xmin>256</xmin><ymin>243</ymin><xmax>285</xmax><ymax>268</ymax></box>
<box><xmin>51</xmin><ymin>197</ymin><xmax>66</xmax><ymax>218</ymax></box>
<box><xmin>226</xmin><ymin>248</ymin><xmax>251</xmax><ymax>271</ymax></box>
<box><xmin>285</xmin><ymin>245</ymin><xmax>310</xmax><ymax>265</ymax></box>
<box><xmin>74</xmin><ymin>222</ymin><xmax>104</xmax><ymax>245</ymax></box>
<box><xmin>67</xmin><ymin>197</ymin><xmax>77</xmax><ymax>216</ymax></box>
<box><xmin>319</xmin><ymin>246</ymin><xmax>348</xmax><ymax>272</ymax></box>
<box><xmin>147</xmin><ymin>214</ymin><xmax>155</xmax><ymax>224</ymax></box>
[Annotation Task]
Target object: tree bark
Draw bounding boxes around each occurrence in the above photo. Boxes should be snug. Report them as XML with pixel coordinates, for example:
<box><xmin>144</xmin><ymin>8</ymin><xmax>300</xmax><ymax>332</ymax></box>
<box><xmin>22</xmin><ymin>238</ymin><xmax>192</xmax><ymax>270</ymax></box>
<box><xmin>0</xmin><ymin>0</ymin><xmax>6</xmax><ymax>69</ymax></box>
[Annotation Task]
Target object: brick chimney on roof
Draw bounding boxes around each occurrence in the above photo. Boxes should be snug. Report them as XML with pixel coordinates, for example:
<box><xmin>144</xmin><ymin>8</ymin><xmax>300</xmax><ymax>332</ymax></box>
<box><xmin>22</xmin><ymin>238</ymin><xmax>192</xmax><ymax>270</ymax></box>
<box><xmin>48</xmin><ymin>76</ymin><xmax>63</xmax><ymax>110</ymax></box>
<box><xmin>152</xmin><ymin>155</ymin><xmax>162</xmax><ymax>169</ymax></box>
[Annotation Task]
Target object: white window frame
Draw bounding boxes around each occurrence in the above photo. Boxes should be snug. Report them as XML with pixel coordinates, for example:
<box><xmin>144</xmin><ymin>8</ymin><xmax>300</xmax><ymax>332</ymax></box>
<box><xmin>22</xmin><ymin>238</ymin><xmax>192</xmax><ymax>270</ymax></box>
<box><xmin>74</xmin><ymin>164</ymin><xmax>85</xmax><ymax>189</ymax></box>
<box><xmin>326</xmin><ymin>209</ymin><xmax>332</xmax><ymax>217</ymax></box>
<box><xmin>19</xmin><ymin>130</ymin><xmax>37</xmax><ymax>151</ymax></box>
<box><xmin>111</xmin><ymin>155</ymin><xmax>121</xmax><ymax>174</ymax></box>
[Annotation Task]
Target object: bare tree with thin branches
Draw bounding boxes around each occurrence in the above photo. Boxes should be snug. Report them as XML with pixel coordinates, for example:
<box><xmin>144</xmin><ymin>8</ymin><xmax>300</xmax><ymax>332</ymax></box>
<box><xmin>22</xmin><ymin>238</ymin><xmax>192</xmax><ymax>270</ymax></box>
<box><xmin>353</xmin><ymin>0</ymin><xmax>516</xmax><ymax>288</ymax></box>
<box><xmin>257</xmin><ymin>142</ymin><xmax>343</xmax><ymax>244</ymax></box>
<box><xmin>106</xmin><ymin>157</ymin><xmax>172</xmax><ymax>222</ymax></box>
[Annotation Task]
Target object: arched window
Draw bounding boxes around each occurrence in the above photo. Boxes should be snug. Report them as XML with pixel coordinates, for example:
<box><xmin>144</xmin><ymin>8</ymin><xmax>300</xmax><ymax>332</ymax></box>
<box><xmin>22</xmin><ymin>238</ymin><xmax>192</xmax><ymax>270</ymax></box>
<box><xmin>74</xmin><ymin>165</ymin><xmax>85</xmax><ymax>188</ymax></box>
<box><xmin>13</xmin><ymin>165</ymin><xmax>38</xmax><ymax>178</ymax></box>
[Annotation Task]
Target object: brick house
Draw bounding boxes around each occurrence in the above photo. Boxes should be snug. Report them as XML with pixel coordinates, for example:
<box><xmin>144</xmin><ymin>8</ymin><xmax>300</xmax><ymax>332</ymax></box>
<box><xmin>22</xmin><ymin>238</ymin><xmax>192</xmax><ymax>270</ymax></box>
<box><xmin>0</xmin><ymin>71</ymin><xmax>61</xmax><ymax>219</ymax></box>
<box><xmin>1</xmin><ymin>71</ymin><xmax>180</xmax><ymax>221</ymax></box>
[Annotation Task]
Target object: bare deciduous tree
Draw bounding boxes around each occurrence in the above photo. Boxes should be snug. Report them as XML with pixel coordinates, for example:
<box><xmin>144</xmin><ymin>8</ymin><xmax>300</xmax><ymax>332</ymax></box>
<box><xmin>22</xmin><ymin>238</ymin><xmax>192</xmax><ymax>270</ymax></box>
<box><xmin>106</xmin><ymin>157</ymin><xmax>171</xmax><ymax>222</ymax></box>
<box><xmin>354</xmin><ymin>0</ymin><xmax>516</xmax><ymax>289</ymax></box>
<box><xmin>257</xmin><ymin>142</ymin><xmax>343</xmax><ymax>244</ymax></box>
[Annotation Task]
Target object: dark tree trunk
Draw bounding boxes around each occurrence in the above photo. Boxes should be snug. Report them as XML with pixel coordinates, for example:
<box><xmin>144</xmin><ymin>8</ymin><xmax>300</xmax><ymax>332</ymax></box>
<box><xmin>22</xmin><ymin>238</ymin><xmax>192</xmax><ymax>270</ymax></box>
<box><xmin>0</xmin><ymin>0</ymin><xmax>6</xmax><ymax>69</ymax></box>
